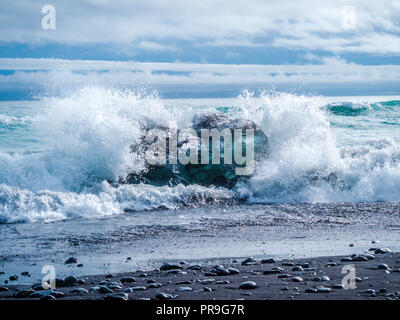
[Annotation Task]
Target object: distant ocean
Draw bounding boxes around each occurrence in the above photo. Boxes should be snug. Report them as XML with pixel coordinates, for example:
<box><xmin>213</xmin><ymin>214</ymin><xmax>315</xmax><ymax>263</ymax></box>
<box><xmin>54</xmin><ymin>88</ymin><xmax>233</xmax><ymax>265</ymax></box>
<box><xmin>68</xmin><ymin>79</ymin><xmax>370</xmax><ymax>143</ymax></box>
<box><xmin>0</xmin><ymin>86</ymin><xmax>399</xmax><ymax>224</ymax></box>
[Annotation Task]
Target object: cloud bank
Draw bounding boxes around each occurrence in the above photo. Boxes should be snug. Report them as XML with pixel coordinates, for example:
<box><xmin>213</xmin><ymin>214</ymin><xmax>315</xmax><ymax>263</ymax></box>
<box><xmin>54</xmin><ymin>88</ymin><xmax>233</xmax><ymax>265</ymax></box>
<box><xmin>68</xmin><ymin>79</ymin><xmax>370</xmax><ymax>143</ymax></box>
<box><xmin>1</xmin><ymin>0</ymin><xmax>400</xmax><ymax>55</ymax></box>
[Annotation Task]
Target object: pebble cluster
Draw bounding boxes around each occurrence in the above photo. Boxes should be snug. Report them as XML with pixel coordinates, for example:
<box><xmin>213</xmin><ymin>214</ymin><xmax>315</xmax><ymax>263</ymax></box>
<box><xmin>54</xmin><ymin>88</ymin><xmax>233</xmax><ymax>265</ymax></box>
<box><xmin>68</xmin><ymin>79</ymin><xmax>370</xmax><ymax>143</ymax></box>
<box><xmin>0</xmin><ymin>246</ymin><xmax>399</xmax><ymax>300</ymax></box>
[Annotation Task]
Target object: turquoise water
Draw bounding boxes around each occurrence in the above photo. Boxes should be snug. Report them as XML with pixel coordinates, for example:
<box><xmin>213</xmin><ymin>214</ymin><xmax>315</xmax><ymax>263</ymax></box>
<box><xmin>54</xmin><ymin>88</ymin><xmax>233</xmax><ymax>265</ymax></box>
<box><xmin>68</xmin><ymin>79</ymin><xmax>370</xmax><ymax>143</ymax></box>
<box><xmin>0</xmin><ymin>88</ymin><xmax>399</xmax><ymax>223</ymax></box>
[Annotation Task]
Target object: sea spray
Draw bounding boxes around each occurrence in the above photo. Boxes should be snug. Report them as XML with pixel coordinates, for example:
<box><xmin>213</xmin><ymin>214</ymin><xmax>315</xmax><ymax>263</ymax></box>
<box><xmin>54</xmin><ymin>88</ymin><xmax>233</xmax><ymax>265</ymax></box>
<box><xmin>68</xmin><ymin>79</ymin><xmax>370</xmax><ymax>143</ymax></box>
<box><xmin>0</xmin><ymin>87</ymin><xmax>399</xmax><ymax>223</ymax></box>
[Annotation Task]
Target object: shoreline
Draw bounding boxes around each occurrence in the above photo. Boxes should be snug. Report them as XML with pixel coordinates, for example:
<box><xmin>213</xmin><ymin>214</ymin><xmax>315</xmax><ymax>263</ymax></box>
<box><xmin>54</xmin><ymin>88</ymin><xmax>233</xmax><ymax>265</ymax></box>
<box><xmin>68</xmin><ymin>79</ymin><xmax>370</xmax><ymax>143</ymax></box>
<box><xmin>1</xmin><ymin>250</ymin><xmax>399</xmax><ymax>300</ymax></box>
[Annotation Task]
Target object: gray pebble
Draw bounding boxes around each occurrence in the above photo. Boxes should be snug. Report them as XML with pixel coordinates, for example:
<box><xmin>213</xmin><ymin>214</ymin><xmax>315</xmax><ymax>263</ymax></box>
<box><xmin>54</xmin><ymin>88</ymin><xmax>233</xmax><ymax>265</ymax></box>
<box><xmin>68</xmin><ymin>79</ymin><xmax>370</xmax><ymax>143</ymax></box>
<box><xmin>325</xmin><ymin>262</ymin><xmax>337</xmax><ymax>267</ymax></box>
<box><xmin>215</xmin><ymin>266</ymin><xmax>230</xmax><ymax>276</ymax></box>
<box><xmin>375</xmin><ymin>248</ymin><xmax>391</xmax><ymax>254</ymax></box>
<box><xmin>120</xmin><ymin>277</ymin><xmax>136</xmax><ymax>283</ymax></box>
<box><xmin>291</xmin><ymin>266</ymin><xmax>303</xmax><ymax>272</ymax></box>
<box><xmin>71</xmin><ymin>288</ymin><xmax>88</xmax><ymax>295</ymax></box>
<box><xmin>292</xmin><ymin>277</ymin><xmax>304</xmax><ymax>282</ymax></box>
<box><xmin>147</xmin><ymin>283</ymin><xmax>162</xmax><ymax>289</ymax></box>
<box><xmin>155</xmin><ymin>292</ymin><xmax>175</xmax><ymax>300</ymax></box>
<box><xmin>352</xmin><ymin>255</ymin><xmax>369</xmax><ymax>262</ymax></box>
<box><xmin>64</xmin><ymin>276</ymin><xmax>78</xmax><ymax>286</ymax></box>
<box><xmin>175</xmin><ymin>280</ymin><xmax>191</xmax><ymax>285</ymax></box>
<box><xmin>126</xmin><ymin>286</ymin><xmax>146</xmax><ymax>292</ymax></box>
<box><xmin>188</xmin><ymin>265</ymin><xmax>202</xmax><ymax>270</ymax></box>
<box><xmin>104</xmin><ymin>292</ymin><xmax>128</xmax><ymax>300</ymax></box>
<box><xmin>316</xmin><ymin>286</ymin><xmax>331</xmax><ymax>293</ymax></box>
<box><xmin>167</xmin><ymin>270</ymin><xmax>185</xmax><ymax>275</ymax></box>
<box><xmin>239</xmin><ymin>281</ymin><xmax>257</xmax><ymax>290</ymax></box>
<box><xmin>177</xmin><ymin>287</ymin><xmax>192</xmax><ymax>292</ymax></box>
<box><xmin>263</xmin><ymin>269</ymin><xmax>281</xmax><ymax>275</ymax></box>
<box><xmin>14</xmin><ymin>289</ymin><xmax>34</xmax><ymax>298</ymax></box>
<box><xmin>261</xmin><ymin>258</ymin><xmax>276</xmax><ymax>264</ymax></box>
<box><xmin>228</xmin><ymin>267</ymin><xmax>240</xmax><ymax>275</ymax></box>
<box><xmin>160</xmin><ymin>263</ymin><xmax>183</xmax><ymax>271</ymax></box>
<box><xmin>341</xmin><ymin>257</ymin><xmax>353</xmax><ymax>262</ymax></box>
<box><xmin>98</xmin><ymin>285</ymin><xmax>114</xmax><ymax>294</ymax></box>
<box><xmin>200</xmin><ymin>279</ymin><xmax>215</xmax><ymax>285</ymax></box>
<box><xmin>241</xmin><ymin>257</ymin><xmax>256</xmax><ymax>266</ymax></box>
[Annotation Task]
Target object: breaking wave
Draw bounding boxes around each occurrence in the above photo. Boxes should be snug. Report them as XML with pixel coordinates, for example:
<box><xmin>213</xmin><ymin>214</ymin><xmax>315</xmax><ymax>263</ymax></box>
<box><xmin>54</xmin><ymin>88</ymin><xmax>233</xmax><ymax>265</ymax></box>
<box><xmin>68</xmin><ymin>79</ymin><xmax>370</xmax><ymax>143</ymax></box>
<box><xmin>0</xmin><ymin>87</ymin><xmax>399</xmax><ymax>223</ymax></box>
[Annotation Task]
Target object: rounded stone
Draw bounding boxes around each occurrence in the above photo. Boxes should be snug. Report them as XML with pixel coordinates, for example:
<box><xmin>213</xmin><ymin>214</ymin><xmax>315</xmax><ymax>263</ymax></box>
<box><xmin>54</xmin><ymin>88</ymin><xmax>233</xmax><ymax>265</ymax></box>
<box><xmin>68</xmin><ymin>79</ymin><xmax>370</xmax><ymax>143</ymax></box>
<box><xmin>155</xmin><ymin>292</ymin><xmax>174</xmax><ymax>300</ymax></box>
<box><xmin>64</xmin><ymin>276</ymin><xmax>78</xmax><ymax>286</ymax></box>
<box><xmin>316</xmin><ymin>286</ymin><xmax>331</xmax><ymax>293</ymax></box>
<box><xmin>292</xmin><ymin>277</ymin><xmax>304</xmax><ymax>282</ymax></box>
<box><xmin>239</xmin><ymin>281</ymin><xmax>257</xmax><ymax>290</ymax></box>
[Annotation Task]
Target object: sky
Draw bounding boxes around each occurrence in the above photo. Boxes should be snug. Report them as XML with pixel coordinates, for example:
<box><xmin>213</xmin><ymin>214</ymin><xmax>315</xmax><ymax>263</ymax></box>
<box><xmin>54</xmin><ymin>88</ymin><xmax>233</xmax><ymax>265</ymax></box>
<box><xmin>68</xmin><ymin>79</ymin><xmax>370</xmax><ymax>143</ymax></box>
<box><xmin>0</xmin><ymin>0</ymin><xmax>400</xmax><ymax>97</ymax></box>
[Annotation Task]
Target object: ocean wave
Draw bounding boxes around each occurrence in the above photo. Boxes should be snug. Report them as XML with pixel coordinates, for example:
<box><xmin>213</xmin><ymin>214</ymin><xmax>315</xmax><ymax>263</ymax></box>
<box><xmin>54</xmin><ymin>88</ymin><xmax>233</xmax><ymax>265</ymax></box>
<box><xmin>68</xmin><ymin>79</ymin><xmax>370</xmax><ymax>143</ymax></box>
<box><xmin>325</xmin><ymin>102</ymin><xmax>371</xmax><ymax>116</ymax></box>
<box><xmin>0</xmin><ymin>87</ymin><xmax>399</xmax><ymax>223</ymax></box>
<box><xmin>0</xmin><ymin>114</ymin><xmax>32</xmax><ymax>126</ymax></box>
<box><xmin>0</xmin><ymin>182</ymin><xmax>235</xmax><ymax>224</ymax></box>
<box><xmin>325</xmin><ymin>100</ymin><xmax>400</xmax><ymax>116</ymax></box>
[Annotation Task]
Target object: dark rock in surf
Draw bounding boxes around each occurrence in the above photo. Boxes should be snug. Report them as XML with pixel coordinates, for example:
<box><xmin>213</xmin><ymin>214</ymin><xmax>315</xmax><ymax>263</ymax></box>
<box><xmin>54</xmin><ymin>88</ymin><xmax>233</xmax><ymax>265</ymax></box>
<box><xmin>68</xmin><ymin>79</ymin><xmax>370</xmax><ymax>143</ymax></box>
<box><xmin>124</xmin><ymin>113</ymin><xmax>268</xmax><ymax>188</ymax></box>
<box><xmin>64</xmin><ymin>257</ymin><xmax>79</xmax><ymax>264</ymax></box>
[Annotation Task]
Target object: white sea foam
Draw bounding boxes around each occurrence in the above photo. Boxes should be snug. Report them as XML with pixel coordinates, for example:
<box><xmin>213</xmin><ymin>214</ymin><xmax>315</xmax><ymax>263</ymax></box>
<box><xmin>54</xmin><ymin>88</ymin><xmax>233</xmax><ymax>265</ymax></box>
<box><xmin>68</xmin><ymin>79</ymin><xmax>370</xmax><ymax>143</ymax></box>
<box><xmin>0</xmin><ymin>87</ymin><xmax>399</xmax><ymax>223</ymax></box>
<box><xmin>0</xmin><ymin>114</ymin><xmax>31</xmax><ymax>125</ymax></box>
<box><xmin>235</xmin><ymin>91</ymin><xmax>400</xmax><ymax>203</ymax></box>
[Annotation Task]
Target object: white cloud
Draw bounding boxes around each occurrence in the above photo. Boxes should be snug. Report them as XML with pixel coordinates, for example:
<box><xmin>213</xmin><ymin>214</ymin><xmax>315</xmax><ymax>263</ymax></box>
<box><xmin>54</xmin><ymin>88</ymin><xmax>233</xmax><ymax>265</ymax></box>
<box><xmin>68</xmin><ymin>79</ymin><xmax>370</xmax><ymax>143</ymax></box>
<box><xmin>0</xmin><ymin>58</ymin><xmax>399</xmax><ymax>88</ymax></box>
<box><xmin>1</xmin><ymin>0</ymin><xmax>400</xmax><ymax>54</ymax></box>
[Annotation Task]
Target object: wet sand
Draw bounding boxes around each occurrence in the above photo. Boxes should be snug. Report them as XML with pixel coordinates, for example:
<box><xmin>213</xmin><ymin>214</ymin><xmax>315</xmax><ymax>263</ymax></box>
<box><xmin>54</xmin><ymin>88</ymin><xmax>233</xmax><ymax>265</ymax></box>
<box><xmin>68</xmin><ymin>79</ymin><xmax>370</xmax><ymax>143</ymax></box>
<box><xmin>1</xmin><ymin>250</ymin><xmax>399</xmax><ymax>300</ymax></box>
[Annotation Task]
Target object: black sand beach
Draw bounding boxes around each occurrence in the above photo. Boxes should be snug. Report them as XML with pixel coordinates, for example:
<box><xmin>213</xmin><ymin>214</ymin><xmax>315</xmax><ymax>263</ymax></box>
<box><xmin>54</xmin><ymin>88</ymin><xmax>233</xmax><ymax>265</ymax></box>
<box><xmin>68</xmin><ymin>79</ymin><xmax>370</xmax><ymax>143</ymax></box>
<box><xmin>1</xmin><ymin>250</ymin><xmax>399</xmax><ymax>300</ymax></box>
